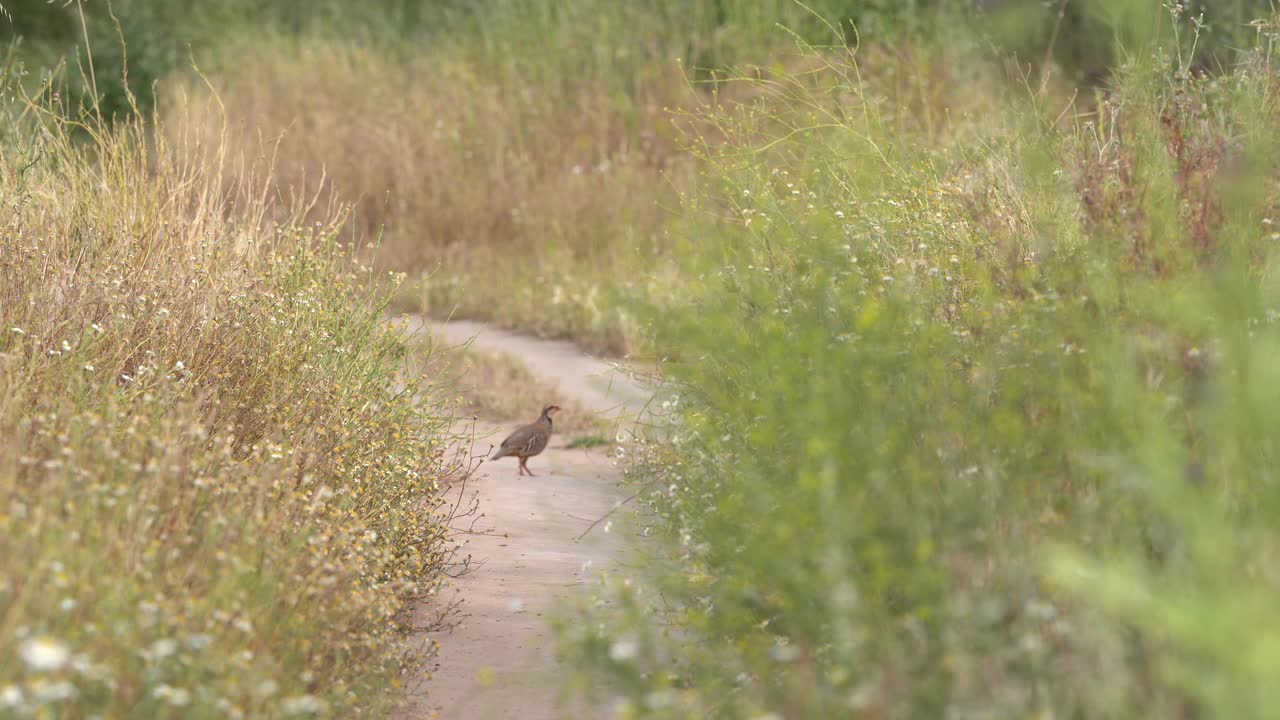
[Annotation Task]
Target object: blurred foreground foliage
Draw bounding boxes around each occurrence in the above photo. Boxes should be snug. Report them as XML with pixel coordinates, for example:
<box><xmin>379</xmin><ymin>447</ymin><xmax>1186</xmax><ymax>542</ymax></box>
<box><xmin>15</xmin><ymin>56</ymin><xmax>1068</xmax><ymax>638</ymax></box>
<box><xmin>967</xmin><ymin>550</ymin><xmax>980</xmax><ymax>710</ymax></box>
<box><xmin>559</xmin><ymin>6</ymin><xmax>1280</xmax><ymax>719</ymax></box>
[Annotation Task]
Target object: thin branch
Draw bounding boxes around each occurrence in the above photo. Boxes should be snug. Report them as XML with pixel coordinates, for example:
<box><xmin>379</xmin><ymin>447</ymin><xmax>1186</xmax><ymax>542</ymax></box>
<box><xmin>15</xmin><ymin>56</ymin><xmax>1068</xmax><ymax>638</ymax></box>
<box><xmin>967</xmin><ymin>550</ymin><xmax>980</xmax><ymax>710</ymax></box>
<box><xmin>573</xmin><ymin>492</ymin><xmax>640</xmax><ymax>543</ymax></box>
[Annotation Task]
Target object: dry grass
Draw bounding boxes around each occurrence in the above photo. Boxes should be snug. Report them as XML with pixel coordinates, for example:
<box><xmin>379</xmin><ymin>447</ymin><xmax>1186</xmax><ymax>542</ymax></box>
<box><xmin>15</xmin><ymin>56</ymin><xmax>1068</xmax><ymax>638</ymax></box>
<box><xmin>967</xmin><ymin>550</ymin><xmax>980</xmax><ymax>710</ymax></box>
<box><xmin>163</xmin><ymin>32</ymin><xmax>697</xmax><ymax>355</ymax></box>
<box><xmin>415</xmin><ymin>342</ymin><xmax>609</xmax><ymax>440</ymax></box>
<box><xmin>153</xmin><ymin>6</ymin><xmax>964</xmax><ymax>359</ymax></box>
<box><xmin>0</xmin><ymin>87</ymin><xmax>460</xmax><ymax>716</ymax></box>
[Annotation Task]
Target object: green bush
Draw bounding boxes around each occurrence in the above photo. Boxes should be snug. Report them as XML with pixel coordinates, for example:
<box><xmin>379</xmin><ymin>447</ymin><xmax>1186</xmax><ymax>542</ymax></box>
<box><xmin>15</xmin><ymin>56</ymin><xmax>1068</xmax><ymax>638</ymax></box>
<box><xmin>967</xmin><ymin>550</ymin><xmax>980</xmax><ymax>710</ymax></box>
<box><xmin>560</xmin><ymin>8</ymin><xmax>1280</xmax><ymax>718</ymax></box>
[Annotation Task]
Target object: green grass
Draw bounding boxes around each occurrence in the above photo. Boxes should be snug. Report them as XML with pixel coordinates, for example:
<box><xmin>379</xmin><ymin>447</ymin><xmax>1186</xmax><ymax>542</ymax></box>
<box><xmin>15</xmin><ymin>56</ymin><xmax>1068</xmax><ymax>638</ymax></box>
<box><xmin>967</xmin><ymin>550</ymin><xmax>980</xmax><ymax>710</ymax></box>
<box><xmin>556</xmin><ymin>7</ymin><xmax>1280</xmax><ymax>719</ymax></box>
<box><xmin>565</xmin><ymin>436</ymin><xmax>611</xmax><ymax>450</ymax></box>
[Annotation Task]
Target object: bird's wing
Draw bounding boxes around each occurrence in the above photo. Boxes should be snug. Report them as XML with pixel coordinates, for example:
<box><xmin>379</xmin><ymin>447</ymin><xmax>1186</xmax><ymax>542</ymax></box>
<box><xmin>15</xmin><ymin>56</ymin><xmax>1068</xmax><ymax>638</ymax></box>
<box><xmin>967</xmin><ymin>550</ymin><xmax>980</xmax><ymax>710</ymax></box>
<box><xmin>494</xmin><ymin>420</ymin><xmax>540</xmax><ymax>453</ymax></box>
<box><xmin>499</xmin><ymin>424</ymin><xmax>535</xmax><ymax>450</ymax></box>
<box><xmin>490</xmin><ymin>425</ymin><xmax>528</xmax><ymax>459</ymax></box>
<box><xmin>526</xmin><ymin>430</ymin><xmax>549</xmax><ymax>457</ymax></box>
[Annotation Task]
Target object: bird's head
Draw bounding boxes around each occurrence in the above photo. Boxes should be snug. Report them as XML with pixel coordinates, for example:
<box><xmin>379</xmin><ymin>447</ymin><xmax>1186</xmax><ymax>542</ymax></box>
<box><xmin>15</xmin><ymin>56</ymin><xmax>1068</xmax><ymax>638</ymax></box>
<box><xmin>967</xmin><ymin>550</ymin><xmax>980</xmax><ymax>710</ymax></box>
<box><xmin>541</xmin><ymin>404</ymin><xmax>562</xmax><ymax>417</ymax></box>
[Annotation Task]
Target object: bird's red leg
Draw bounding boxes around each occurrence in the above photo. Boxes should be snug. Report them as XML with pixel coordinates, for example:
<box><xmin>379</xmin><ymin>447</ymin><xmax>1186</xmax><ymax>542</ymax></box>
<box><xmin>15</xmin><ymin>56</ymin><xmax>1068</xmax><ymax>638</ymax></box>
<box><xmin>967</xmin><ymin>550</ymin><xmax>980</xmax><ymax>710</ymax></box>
<box><xmin>517</xmin><ymin>459</ymin><xmax>526</xmax><ymax>476</ymax></box>
<box><xmin>523</xmin><ymin>458</ymin><xmax>536</xmax><ymax>477</ymax></box>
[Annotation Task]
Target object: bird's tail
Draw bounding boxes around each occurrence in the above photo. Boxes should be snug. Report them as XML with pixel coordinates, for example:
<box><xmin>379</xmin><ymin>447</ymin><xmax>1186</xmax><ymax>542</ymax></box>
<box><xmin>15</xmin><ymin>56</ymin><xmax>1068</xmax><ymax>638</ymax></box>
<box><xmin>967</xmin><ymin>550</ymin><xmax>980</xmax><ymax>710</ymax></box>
<box><xmin>488</xmin><ymin>446</ymin><xmax>508</xmax><ymax>461</ymax></box>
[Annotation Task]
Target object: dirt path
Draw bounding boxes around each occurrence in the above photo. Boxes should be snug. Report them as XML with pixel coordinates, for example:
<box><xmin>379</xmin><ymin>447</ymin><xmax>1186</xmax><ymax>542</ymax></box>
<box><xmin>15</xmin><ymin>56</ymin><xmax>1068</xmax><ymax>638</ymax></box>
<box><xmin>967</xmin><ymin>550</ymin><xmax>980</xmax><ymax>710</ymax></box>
<box><xmin>426</xmin><ymin>319</ymin><xmax>652</xmax><ymax>424</ymax></box>
<box><xmin>396</xmin><ymin>317</ymin><xmax>652</xmax><ymax>720</ymax></box>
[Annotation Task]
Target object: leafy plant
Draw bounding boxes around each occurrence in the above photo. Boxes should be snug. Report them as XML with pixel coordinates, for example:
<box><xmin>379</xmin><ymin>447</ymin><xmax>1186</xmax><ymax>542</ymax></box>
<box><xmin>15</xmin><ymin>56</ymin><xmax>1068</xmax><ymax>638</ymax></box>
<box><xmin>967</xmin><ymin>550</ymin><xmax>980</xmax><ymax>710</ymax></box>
<box><xmin>559</xmin><ymin>6</ymin><xmax>1280</xmax><ymax>718</ymax></box>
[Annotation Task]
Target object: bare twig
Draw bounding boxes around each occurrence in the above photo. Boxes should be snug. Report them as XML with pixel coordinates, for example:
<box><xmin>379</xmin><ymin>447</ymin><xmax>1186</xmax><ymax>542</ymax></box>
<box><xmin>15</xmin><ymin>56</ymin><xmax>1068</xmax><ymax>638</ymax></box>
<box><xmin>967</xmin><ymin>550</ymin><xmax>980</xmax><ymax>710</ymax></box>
<box><xmin>573</xmin><ymin>492</ymin><xmax>640</xmax><ymax>542</ymax></box>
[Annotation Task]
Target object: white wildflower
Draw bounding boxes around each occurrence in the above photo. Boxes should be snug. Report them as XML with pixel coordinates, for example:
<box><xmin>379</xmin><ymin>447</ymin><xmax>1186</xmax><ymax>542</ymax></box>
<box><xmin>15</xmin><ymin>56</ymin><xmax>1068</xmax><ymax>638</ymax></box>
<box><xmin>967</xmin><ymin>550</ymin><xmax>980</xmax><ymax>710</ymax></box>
<box><xmin>153</xmin><ymin>684</ymin><xmax>190</xmax><ymax>706</ymax></box>
<box><xmin>217</xmin><ymin>698</ymin><xmax>245</xmax><ymax>720</ymax></box>
<box><xmin>644</xmin><ymin>690</ymin><xmax>673</xmax><ymax>709</ymax></box>
<box><xmin>0</xmin><ymin>685</ymin><xmax>22</xmax><ymax>708</ymax></box>
<box><xmin>1025</xmin><ymin>599</ymin><xmax>1057</xmax><ymax>622</ymax></box>
<box><xmin>769</xmin><ymin>640</ymin><xmax>800</xmax><ymax>663</ymax></box>
<box><xmin>147</xmin><ymin>638</ymin><xmax>178</xmax><ymax>660</ymax></box>
<box><xmin>608</xmin><ymin>637</ymin><xmax>639</xmax><ymax>662</ymax></box>
<box><xmin>20</xmin><ymin>636</ymin><xmax>70</xmax><ymax>672</ymax></box>
<box><xmin>30</xmin><ymin>679</ymin><xmax>76</xmax><ymax>703</ymax></box>
<box><xmin>70</xmin><ymin>655</ymin><xmax>92</xmax><ymax>675</ymax></box>
<box><xmin>255</xmin><ymin>680</ymin><xmax>278</xmax><ymax>698</ymax></box>
<box><xmin>282</xmin><ymin>695</ymin><xmax>328</xmax><ymax>715</ymax></box>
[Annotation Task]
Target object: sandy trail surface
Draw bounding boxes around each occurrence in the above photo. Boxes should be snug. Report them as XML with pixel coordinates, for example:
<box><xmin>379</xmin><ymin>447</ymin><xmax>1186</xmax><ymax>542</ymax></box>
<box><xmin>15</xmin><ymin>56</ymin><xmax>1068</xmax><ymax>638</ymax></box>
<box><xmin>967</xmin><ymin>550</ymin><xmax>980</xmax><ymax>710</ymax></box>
<box><xmin>396</xmin><ymin>317</ymin><xmax>652</xmax><ymax>720</ymax></box>
<box><xmin>423</xmin><ymin>319</ymin><xmax>652</xmax><ymax>424</ymax></box>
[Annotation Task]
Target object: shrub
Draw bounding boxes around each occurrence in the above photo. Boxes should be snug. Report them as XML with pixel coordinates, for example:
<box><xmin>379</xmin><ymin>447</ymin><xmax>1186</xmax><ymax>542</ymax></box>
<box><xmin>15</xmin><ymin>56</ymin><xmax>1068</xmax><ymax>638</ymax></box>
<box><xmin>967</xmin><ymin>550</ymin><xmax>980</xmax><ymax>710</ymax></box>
<box><xmin>0</xmin><ymin>77</ymin><xmax>458</xmax><ymax>717</ymax></box>
<box><xmin>560</xmin><ymin>9</ymin><xmax>1280</xmax><ymax>719</ymax></box>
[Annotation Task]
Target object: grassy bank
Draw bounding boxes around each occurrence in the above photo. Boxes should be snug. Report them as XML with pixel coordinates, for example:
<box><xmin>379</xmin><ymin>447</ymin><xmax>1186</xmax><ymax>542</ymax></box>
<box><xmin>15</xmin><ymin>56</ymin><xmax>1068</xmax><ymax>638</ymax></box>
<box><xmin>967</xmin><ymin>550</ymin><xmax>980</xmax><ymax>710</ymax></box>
<box><xmin>135</xmin><ymin>1</ymin><xmax>1005</xmax><ymax>355</ymax></box>
<box><xmin>162</xmin><ymin>26</ymin><xmax>687</xmax><ymax>356</ymax></box>
<box><xmin>560</xmin><ymin>6</ymin><xmax>1280</xmax><ymax>719</ymax></box>
<box><xmin>8</xmin><ymin>4</ymin><xmax>1278</xmax><ymax>358</ymax></box>
<box><xmin>0</xmin><ymin>82</ymin><xmax>458</xmax><ymax>716</ymax></box>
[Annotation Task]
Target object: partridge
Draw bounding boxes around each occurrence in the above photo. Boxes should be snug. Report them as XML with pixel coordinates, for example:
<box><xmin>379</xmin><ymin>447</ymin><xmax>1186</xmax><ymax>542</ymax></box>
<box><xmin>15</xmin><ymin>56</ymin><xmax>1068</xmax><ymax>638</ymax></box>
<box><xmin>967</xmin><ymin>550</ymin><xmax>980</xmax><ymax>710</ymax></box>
<box><xmin>489</xmin><ymin>404</ymin><xmax>560</xmax><ymax>476</ymax></box>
